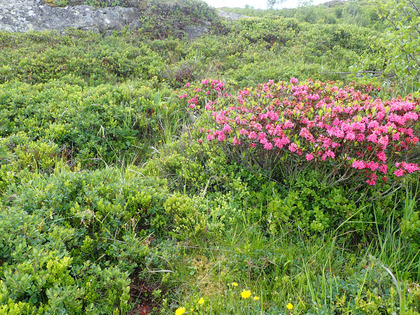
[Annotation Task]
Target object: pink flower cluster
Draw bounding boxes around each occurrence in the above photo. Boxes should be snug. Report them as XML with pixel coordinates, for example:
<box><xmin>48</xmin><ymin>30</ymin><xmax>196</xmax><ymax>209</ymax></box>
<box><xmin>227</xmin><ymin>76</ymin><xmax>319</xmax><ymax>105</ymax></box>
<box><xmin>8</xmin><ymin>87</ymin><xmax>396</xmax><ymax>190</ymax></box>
<box><xmin>182</xmin><ymin>78</ymin><xmax>420</xmax><ymax>186</ymax></box>
<box><xmin>181</xmin><ymin>79</ymin><xmax>227</xmax><ymax>109</ymax></box>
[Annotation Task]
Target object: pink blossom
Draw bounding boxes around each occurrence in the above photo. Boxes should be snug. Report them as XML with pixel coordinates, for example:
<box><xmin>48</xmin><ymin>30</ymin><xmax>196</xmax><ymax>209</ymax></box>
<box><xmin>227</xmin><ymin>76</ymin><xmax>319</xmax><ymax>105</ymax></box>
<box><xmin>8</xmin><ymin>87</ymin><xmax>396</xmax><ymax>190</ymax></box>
<box><xmin>248</xmin><ymin>131</ymin><xmax>257</xmax><ymax>140</ymax></box>
<box><xmin>394</xmin><ymin>169</ymin><xmax>404</xmax><ymax>177</ymax></box>
<box><xmin>240</xmin><ymin>128</ymin><xmax>248</xmax><ymax>136</ymax></box>
<box><xmin>392</xmin><ymin>133</ymin><xmax>400</xmax><ymax>141</ymax></box>
<box><xmin>366</xmin><ymin>133</ymin><xmax>378</xmax><ymax>143</ymax></box>
<box><xmin>366</xmin><ymin>161</ymin><xmax>379</xmax><ymax>171</ymax></box>
<box><xmin>273</xmin><ymin>138</ymin><xmax>283</xmax><ymax>148</ymax></box>
<box><xmin>376</xmin><ymin>111</ymin><xmax>385</xmax><ymax>121</ymax></box>
<box><xmin>376</xmin><ymin>151</ymin><xmax>387</xmax><ymax>162</ymax></box>
<box><xmin>258</xmin><ymin>132</ymin><xmax>267</xmax><ymax>141</ymax></box>
<box><xmin>368</xmin><ymin>121</ymin><xmax>379</xmax><ymax>129</ymax></box>
<box><xmin>223</xmin><ymin>124</ymin><xmax>232</xmax><ymax>133</ymax></box>
<box><xmin>322</xmin><ymin>150</ymin><xmax>335</xmax><ymax>161</ymax></box>
<box><xmin>217</xmin><ymin>132</ymin><xmax>225</xmax><ymax>142</ymax></box>
<box><xmin>288</xmin><ymin>143</ymin><xmax>298</xmax><ymax>152</ymax></box>
<box><xmin>356</xmin><ymin>134</ymin><xmax>365</xmax><ymax>142</ymax></box>
<box><xmin>186</xmin><ymin>83</ymin><xmax>190</xmax><ymax>87</ymax></box>
<box><xmin>233</xmin><ymin>136</ymin><xmax>240</xmax><ymax>145</ymax></box>
<box><xmin>345</xmin><ymin>132</ymin><xmax>356</xmax><ymax>141</ymax></box>
<box><xmin>264</xmin><ymin>142</ymin><xmax>273</xmax><ymax>150</ymax></box>
<box><xmin>290</xmin><ymin>77</ymin><xmax>299</xmax><ymax>85</ymax></box>
<box><xmin>379</xmin><ymin>164</ymin><xmax>388</xmax><ymax>174</ymax></box>
<box><xmin>403</xmin><ymin>112</ymin><xmax>418</xmax><ymax>121</ymax></box>
<box><xmin>401</xmin><ymin>162</ymin><xmax>420</xmax><ymax>173</ymax></box>
<box><xmin>280</xmin><ymin>136</ymin><xmax>290</xmax><ymax>145</ymax></box>
<box><xmin>268</xmin><ymin>111</ymin><xmax>279</xmax><ymax>121</ymax></box>
<box><xmin>305</xmin><ymin>153</ymin><xmax>314</xmax><ymax>161</ymax></box>
<box><xmin>352</xmin><ymin>160</ymin><xmax>366</xmax><ymax>170</ymax></box>
<box><xmin>378</xmin><ymin>136</ymin><xmax>389</xmax><ymax>147</ymax></box>
<box><xmin>283</xmin><ymin>120</ymin><xmax>294</xmax><ymax>129</ymax></box>
<box><xmin>366</xmin><ymin>173</ymin><xmax>377</xmax><ymax>186</ymax></box>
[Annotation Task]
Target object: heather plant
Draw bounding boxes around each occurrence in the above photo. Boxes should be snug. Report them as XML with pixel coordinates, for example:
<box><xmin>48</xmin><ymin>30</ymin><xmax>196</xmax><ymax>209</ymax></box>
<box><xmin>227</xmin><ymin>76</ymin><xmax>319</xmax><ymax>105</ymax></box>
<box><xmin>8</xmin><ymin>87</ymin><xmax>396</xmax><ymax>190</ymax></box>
<box><xmin>182</xmin><ymin>78</ymin><xmax>420</xmax><ymax>190</ymax></box>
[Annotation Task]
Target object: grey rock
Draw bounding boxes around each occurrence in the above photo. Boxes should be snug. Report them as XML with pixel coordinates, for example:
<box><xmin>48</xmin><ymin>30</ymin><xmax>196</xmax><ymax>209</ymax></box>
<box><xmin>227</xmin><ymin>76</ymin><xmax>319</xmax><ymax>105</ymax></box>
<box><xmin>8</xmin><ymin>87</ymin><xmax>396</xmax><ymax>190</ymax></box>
<box><xmin>0</xmin><ymin>0</ymin><xmax>238</xmax><ymax>38</ymax></box>
<box><xmin>0</xmin><ymin>0</ymin><xmax>142</xmax><ymax>33</ymax></box>
<box><xmin>183</xmin><ymin>25</ymin><xmax>208</xmax><ymax>39</ymax></box>
<box><xmin>217</xmin><ymin>10</ymin><xmax>248</xmax><ymax>21</ymax></box>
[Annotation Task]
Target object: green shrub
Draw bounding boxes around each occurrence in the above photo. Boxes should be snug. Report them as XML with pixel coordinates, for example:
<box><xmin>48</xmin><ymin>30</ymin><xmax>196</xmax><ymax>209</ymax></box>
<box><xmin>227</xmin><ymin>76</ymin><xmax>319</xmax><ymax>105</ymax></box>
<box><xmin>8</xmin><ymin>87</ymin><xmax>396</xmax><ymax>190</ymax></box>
<box><xmin>164</xmin><ymin>193</ymin><xmax>206</xmax><ymax>239</ymax></box>
<box><xmin>0</xmin><ymin>31</ymin><xmax>163</xmax><ymax>85</ymax></box>
<box><xmin>0</xmin><ymin>81</ymin><xmax>168</xmax><ymax>166</ymax></box>
<box><xmin>139</xmin><ymin>0</ymin><xmax>221</xmax><ymax>39</ymax></box>
<box><xmin>0</xmin><ymin>168</ymin><xmax>169</xmax><ymax>313</ymax></box>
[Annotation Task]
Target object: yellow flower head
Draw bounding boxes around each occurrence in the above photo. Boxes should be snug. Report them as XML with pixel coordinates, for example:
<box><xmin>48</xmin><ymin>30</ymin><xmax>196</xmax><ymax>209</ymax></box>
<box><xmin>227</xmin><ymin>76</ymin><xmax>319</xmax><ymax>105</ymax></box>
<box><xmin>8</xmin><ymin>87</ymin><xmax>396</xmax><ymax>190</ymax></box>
<box><xmin>286</xmin><ymin>303</ymin><xmax>294</xmax><ymax>310</ymax></box>
<box><xmin>175</xmin><ymin>307</ymin><xmax>186</xmax><ymax>315</ymax></box>
<box><xmin>241</xmin><ymin>290</ymin><xmax>251</xmax><ymax>299</ymax></box>
<box><xmin>231</xmin><ymin>282</ymin><xmax>238</xmax><ymax>287</ymax></box>
<box><xmin>254</xmin><ymin>296</ymin><xmax>259</xmax><ymax>301</ymax></box>
<box><xmin>198</xmin><ymin>298</ymin><xmax>204</xmax><ymax>305</ymax></box>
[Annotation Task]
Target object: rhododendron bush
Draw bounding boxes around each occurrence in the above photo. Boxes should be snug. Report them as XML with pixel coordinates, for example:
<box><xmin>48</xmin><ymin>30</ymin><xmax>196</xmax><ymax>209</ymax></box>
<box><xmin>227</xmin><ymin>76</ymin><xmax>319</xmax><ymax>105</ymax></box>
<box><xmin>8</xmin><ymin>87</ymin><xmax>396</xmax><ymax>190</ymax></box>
<box><xmin>181</xmin><ymin>78</ymin><xmax>420</xmax><ymax>188</ymax></box>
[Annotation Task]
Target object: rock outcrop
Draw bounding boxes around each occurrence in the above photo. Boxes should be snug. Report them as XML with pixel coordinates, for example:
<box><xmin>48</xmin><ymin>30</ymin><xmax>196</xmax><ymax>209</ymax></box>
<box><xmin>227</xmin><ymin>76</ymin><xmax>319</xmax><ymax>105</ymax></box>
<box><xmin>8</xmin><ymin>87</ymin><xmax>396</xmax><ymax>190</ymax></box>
<box><xmin>0</xmin><ymin>0</ymin><xmax>141</xmax><ymax>33</ymax></box>
<box><xmin>0</xmin><ymin>0</ymin><xmax>246</xmax><ymax>36</ymax></box>
<box><xmin>217</xmin><ymin>10</ymin><xmax>247</xmax><ymax>21</ymax></box>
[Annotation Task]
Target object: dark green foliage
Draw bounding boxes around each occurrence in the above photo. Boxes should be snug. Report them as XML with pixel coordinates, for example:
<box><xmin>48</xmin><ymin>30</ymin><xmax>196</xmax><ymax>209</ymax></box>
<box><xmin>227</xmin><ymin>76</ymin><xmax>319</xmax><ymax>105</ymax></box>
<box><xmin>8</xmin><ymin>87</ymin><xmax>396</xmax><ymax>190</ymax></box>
<box><xmin>0</xmin><ymin>31</ymin><xmax>163</xmax><ymax>85</ymax></box>
<box><xmin>138</xmin><ymin>0</ymin><xmax>222</xmax><ymax>39</ymax></box>
<box><xmin>0</xmin><ymin>80</ymin><xmax>168</xmax><ymax>167</ymax></box>
<box><xmin>221</xmin><ymin>0</ymin><xmax>385</xmax><ymax>30</ymax></box>
<box><xmin>0</xmin><ymin>168</ymin><xmax>169</xmax><ymax>313</ymax></box>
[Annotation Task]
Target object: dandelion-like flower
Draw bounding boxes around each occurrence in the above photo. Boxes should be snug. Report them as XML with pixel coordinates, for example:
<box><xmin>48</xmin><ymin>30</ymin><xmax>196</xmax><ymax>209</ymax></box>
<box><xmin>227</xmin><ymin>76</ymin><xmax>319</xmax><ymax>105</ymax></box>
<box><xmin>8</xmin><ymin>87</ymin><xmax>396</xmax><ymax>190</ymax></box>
<box><xmin>254</xmin><ymin>296</ymin><xmax>259</xmax><ymax>300</ymax></box>
<box><xmin>232</xmin><ymin>282</ymin><xmax>238</xmax><ymax>287</ymax></box>
<box><xmin>175</xmin><ymin>307</ymin><xmax>186</xmax><ymax>315</ymax></box>
<box><xmin>198</xmin><ymin>298</ymin><xmax>204</xmax><ymax>305</ymax></box>
<box><xmin>286</xmin><ymin>303</ymin><xmax>294</xmax><ymax>310</ymax></box>
<box><xmin>241</xmin><ymin>290</ymin><xmax>251</xmax><ymax>299</ymax></box>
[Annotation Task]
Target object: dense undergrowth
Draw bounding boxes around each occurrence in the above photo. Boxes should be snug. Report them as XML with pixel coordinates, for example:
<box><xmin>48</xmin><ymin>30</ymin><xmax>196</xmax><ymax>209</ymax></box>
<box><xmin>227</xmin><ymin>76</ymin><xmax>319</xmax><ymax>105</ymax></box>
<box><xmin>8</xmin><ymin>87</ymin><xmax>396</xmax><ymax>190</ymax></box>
<box><xmin>0</xmin><ymin>0</ymin><xmax>419</xmax><ymax>313</ymax></box>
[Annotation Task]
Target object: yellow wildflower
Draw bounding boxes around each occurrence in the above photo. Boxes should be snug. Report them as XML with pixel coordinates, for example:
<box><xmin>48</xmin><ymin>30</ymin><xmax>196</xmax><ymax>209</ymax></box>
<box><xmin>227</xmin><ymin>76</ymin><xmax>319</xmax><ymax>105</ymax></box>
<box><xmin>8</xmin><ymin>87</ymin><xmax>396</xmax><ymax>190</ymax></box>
<box><xmin>241</xmin><ymin>290</ymin><xmax>251</xmax><ymax>299</ymax></box>
<box><xmin>231</xmin><ymin>282</ymin><xmax>238</xmax><ymax>287</ymax></box>
<box><xmin>175</xmin><ymin>307</ymin><xmax>186</xmax><ymax>315</ymax></box>
<box><xmin>254</xmin><ymin>296</ymin><xmax>259</xmax><ymax>300</ymax></box>
<box><xmin>286</xmin><ymin>303</ymin><xmax>294</xmax><ymax>310</ymax></box>
<box><xmin>198</xmin><ymin>298</ymin><xmax>204</xmax><ymax>305</ymax></box>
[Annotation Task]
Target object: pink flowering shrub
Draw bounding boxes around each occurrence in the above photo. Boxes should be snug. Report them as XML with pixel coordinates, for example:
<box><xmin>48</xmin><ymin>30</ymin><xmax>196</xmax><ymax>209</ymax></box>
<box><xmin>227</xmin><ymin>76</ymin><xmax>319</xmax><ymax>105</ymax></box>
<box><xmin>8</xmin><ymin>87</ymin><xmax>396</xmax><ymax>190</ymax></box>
<box><xmin>181</xmin><ymin>78</ymin><xmax>420</xmax><ymax>187</ymax></box>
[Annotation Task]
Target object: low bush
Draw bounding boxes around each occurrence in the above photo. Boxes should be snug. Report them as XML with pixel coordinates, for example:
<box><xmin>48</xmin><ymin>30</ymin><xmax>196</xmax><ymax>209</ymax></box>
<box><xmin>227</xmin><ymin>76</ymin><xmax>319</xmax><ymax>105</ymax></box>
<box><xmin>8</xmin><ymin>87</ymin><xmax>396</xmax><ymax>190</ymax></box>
<box><xmin>0</xmin><ymin>81</ymin><xmax>169</xmax><ymax>166</ymax></box>
<box><xmin>0</xmin><ymin>168</ymin><xmax>170</xmax><ymax>313</ymax></box>
<box><xmin>183</xmin><ymin>79</ymin><xmax>420</xmax><ymax>188</ymax></box>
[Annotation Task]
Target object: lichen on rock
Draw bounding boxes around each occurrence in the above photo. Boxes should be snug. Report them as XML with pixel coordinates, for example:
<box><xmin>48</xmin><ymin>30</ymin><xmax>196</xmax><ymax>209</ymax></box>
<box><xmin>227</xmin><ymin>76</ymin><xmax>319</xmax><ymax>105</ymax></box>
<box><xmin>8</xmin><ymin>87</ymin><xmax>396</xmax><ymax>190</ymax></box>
<box><xmin>0</xmin><ymin>0</ymin><xmax>141</xmax><ymax>33</ymax></box>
